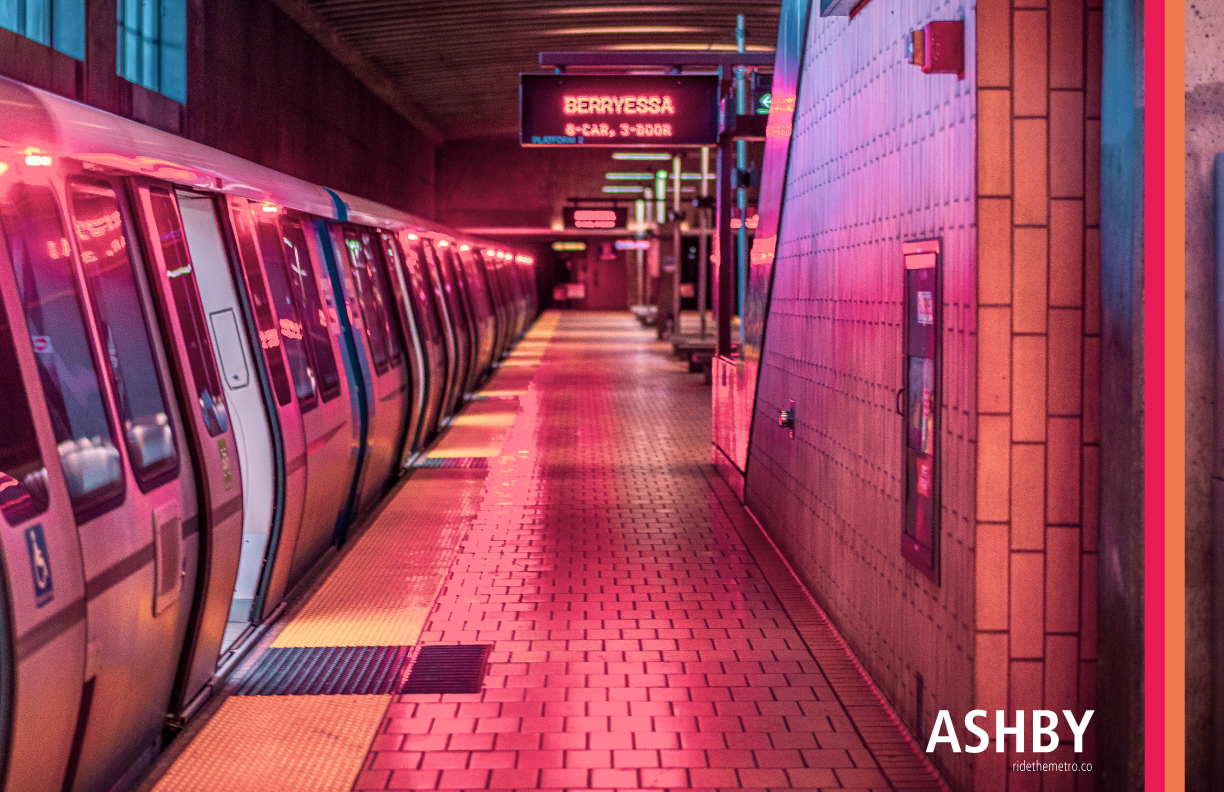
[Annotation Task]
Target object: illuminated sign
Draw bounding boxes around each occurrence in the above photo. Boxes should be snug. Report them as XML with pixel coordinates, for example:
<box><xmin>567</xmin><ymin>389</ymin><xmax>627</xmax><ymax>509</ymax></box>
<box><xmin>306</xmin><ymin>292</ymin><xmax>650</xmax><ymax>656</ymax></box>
<box><xmin>614</xmin><ymin>239</ymin><xmax>651</xmax><ymax>250</ymax></box>
<box><xmin>563</xmin><ymin>207</ymin><xmax>628</xmax><ymax>230</ymax></box>
<box><xmin>521</xmin><ymin>75</ymin><xmax>719</xmax><ymax>147</ymax></box>
<box><xmin>552</xmin><ymin>241</ymin><xmax>587</xmax><ymax>251</ymax></box>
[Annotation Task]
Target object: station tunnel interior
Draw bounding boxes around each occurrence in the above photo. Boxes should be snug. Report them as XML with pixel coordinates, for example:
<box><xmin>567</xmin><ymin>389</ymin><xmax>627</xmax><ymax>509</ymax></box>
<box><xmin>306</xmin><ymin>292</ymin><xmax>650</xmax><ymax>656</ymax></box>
<box><xmin>0</xmin><ymin>0</ymin><xmax>1193</xmax><ymax>791</ymax></box>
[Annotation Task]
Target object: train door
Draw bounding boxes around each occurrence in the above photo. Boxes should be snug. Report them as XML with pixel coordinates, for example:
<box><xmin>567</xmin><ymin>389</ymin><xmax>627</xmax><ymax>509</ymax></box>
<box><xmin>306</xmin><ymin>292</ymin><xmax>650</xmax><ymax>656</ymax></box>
<box><xmin>480</xmin><ymin>252</ymin><xmax>510</xmax><ymax>362</ymax></box>
<box><xmin>130</xmin><ymin>181</ymin><xmax>245</xmax><ymax>714</ymax></box>
<box><xmin>377</xmin><ymin>231</ymin><xmax>427</xmax><ymax>461</ymax></box>
<box><xmin>175</xmin><ymin>192</ymin><xmax>283</xmax><ymax>650</ymax></box>
<box><xmin>396</xmin><ymin>235</ymin><xmax>447</xmax><ymax>448</ymax></box>
<box><xmin>0</xmin><ymin>171</ymin><xmax>202</xmax><ymax>792</ymax></box>
<box><xmin>270</xmin><ymin>212</ymin><xmax>353</xmax><ymax>585</ymax></box>
<box><xmin>0</xmin><ymin>258</ymin><xmax>87</xmax><ymax>792</ymax></box>
<box><xmin>333</xmin><ymin>225</ymin><xmax>409</xmax><ymax>516</ymax></box>
<box><xmin>441</xmin><ymin>246</ymin><xmax>480</xmax><ymax>393</ymax></box>
<box><xmin>424</xmin><ymin>241</ymin><xmax>470</xmax><ymax>416</ymax></box>
<box><xmin>457</xmin><ymin>248</ymin><xmax>495</xmax><ymax>388</ymax></box>
<box><xmin>418</xmin><ymin>241</ymin><xmax>460</xmax><ymax>421</ymax></box>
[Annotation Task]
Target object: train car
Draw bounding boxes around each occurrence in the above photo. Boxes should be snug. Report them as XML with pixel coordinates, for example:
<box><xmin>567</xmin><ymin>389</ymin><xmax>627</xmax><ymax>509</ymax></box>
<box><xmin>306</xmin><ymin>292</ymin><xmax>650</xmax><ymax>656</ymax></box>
<box><xmin>0</xmin><ymin>76</ymin><xmax>534</xmax><ymax>792</ymax></box>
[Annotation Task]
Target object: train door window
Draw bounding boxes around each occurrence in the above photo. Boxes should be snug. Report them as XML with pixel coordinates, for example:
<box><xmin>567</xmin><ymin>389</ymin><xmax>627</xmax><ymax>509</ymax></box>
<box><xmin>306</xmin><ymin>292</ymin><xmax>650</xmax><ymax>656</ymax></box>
<box><xmin>0</xmin><ymin>295</ymin><xmax>49</xmax><ymax>524</ymax></box>
<box><xmin>0</xmin><ymin>182</ymin><xmax>124</xmax><ymax>518</ymax></box>
<box><xmin>147</xmin><ymin>186</ymin><xmax>228</xmax><ymax>436</ymax></box>
<box><xmin>68</xmin><ymin>179</ymin><xmax>178</xmax><ymax>490</ymax></box>
<box><xmin>342</xmin><ymin>228</ymin><xmax>390</xmax><ymax>374</ymax></box>
<box><xmin>402</xmin><ymin>240</ymin><xmax>442</xmax><ymax>344</ymax></box>
<box><xmin>254</xmin><ymin>216</ymin><xmax>317</xmax><ymax>410</ymax></box>
<box><xmin>280</xmin><ymin>217</ymin><xmax>339</xmax><ymax>402</ymax></box>
<box><xmin>370</xmin><ymin>233</ymin><xmax>405</xmax><ymax>366</ymax></box>
<box><xmin>900</xmin><ymin>239</ymin><xmax>940</xmax><ymax>580</ymax></box>
<box><xmin>229</xmin><ymin>205</ymin><xmax>292</xmax><ymax>405</ymax></box>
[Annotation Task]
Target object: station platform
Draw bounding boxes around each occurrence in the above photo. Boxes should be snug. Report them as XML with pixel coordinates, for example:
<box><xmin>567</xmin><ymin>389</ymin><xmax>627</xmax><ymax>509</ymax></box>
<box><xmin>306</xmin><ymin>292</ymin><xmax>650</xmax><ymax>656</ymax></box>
<box><xmin>137</xmin><ymin>311</ymin><xmax>946</xmax><ymax>792</ymax></box>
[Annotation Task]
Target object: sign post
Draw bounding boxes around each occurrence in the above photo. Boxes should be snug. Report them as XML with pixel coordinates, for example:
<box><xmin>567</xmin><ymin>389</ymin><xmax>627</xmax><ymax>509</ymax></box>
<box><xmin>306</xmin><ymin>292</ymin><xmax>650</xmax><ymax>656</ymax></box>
<box><xmin>672</xmin><ymin>153</ymin><xmax>682</xmax><ymax>337</ymax></box>
<box><xmin>698</xmin><ymin>145</ymin><xmax>710</xmax><ymax>337</ymax></box>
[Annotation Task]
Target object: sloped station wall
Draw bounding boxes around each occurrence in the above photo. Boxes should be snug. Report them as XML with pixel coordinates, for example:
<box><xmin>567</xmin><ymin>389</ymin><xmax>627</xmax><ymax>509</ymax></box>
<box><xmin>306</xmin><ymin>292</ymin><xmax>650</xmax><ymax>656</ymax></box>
<box><xmin>743</xmin><ymin>0</ymin><xmax>1102</xmax><ymax>790</ymax></box>
<box><xmin>745</xmin><ymin>0</ymin><xmax>977</xmax><ymax>786</ymax></box>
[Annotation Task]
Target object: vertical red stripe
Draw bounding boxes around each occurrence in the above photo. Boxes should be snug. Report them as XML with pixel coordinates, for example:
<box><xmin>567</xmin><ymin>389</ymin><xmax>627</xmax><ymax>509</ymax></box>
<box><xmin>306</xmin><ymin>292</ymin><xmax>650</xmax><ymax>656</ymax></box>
<box><xmin>1143</xmin><ymin>0</ymin><xmax>1165</xmax><ymax>788</ymax></box>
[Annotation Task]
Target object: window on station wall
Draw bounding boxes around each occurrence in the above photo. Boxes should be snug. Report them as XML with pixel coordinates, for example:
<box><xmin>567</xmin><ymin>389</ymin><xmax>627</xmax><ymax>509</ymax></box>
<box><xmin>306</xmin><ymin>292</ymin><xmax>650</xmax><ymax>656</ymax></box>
<box><xmin>117</xmin><ymin>0</ymin><xmax>186</xmax><ymax>103</ymax></box>
<box><xmin>0</xmin><ymin>0</ymin><xmax>85</xmax><ymax>59</ymax></box>
<box><xmin>900</xmin><ymin>239</ymin><xmax>940</xmax><ymax>581</ymax></box>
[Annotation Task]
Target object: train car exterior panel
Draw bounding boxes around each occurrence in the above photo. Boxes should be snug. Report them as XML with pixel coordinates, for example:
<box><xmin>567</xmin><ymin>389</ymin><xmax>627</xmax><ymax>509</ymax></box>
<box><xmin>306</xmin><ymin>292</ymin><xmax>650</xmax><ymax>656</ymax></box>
<box><xmin>0</xmin><ymin>74</ymin><xmax>537</xmax><ymax>792</ymax></box>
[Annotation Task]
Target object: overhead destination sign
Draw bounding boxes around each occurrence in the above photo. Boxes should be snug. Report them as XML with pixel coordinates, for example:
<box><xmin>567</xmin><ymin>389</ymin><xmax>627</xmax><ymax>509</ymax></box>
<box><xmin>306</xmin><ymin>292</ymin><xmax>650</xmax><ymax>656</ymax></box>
<box><xmin>521</xmin><ymin>74</ymin><xmax>719</xmax><ymax>147</ymax></box>
<box><xmin>563</xmin><ymin>207</ymin><xmax>628</xmax><ymax>230</ymax></box>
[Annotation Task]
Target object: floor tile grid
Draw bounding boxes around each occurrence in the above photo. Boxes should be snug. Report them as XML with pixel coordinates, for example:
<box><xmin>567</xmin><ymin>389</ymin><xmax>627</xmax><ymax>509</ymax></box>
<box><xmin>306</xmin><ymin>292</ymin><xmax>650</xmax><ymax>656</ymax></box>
<box><xmin>700</xmin><ymin>466</ymin><xmax>948</xmax><ymax>792</ymax></box>
<box><xmin>356</xmin><ymin>313</ymin><xmax>896</xmax><ymax>791</ymax></box>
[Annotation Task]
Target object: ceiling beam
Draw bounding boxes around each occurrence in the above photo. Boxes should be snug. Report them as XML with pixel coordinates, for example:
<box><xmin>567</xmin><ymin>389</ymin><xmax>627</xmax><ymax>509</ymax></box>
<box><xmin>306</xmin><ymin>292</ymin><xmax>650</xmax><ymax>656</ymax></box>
<box><xmin>267</xmin><ymin>0</ymin><xmax>445</xmax><ymax>144</ymax></box>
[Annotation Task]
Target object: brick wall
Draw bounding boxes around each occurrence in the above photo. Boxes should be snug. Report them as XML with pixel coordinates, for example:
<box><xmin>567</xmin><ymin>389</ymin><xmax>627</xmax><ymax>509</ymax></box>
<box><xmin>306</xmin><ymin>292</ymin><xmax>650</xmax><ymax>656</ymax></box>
<box><xmin>744</xmin><ymin>0</ymin><xmax>978</xmax><ymax>787</ymax></box>
<box><xmin>973</xmin><ymin>0</ymin><xmax>1101</xmax><ymax>788</ymax></box>
<box><xmin>0</xmin><ymin>0</ymin><xmax>436</xmax><ymax>218</ymax></box>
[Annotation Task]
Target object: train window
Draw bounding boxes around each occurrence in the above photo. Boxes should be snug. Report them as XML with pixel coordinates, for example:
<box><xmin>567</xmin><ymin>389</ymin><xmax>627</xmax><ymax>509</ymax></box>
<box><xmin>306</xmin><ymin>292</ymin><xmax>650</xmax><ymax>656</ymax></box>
<box><xmin>254</xmin><ymin>216</ymin><xmax>317</xmax><ymax>410</ymax></box>
<box><xmin>229</xmin><ymin>206</ymin><xmax>292</xmax><ymax>406</ymax></box>
<box><xmin>69</xmin><ymin>179</ymin><xmax>178</xmax><ymax>490</ymax></box>
<box><xmin>0</xmin><ymin>182</ymin><xmax>124</xmax><ymax>518</ymax></box>
<box><xmin>342</xmin><ymin>229</ymin><xmax>390</xmax><ymax>375</ymax></box>
<box><xmin>370</xmin><ymin>234</ymin><xmax>405</xmax><ymax>366</ymax></box>
<box><xmin>0</xmin><ymin>295</ymin><xmax>49</xmax><ymax>524</ymax></box>
<box><xmin>401</xmin><ymin>241</ymin><xmax>442</xmax><ymax>345</ymax></box>
<box><xmin>460</xmin><ymin>250</ymin><xmax>493</xmax><ymax>325</ymax></box>
<box><xmin>280</xmin><ymin>218</ymin><xmax>340</xmax><ymax>402</ymax></box>
<box><xmin>147</xmin><ymin>187</ymin><xmax>228</xmax><ymax>437</ymax></box>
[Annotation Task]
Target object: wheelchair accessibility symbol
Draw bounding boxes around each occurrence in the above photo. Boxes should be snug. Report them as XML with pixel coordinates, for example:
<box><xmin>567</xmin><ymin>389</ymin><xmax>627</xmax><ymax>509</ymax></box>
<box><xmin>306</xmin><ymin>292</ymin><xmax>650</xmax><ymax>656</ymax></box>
<box><xmin>24</xmin><ymin>525</ymin><xmax>53</xmax><ymax>607</ymax></box>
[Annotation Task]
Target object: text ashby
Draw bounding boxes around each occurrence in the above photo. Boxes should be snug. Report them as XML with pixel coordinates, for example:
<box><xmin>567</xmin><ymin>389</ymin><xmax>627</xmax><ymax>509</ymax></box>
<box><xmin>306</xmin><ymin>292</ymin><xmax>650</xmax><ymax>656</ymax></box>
<box><xmin>925</xmin><ymin>710</ymin><xmax>1094</xmax><ymax>754</ymax></box>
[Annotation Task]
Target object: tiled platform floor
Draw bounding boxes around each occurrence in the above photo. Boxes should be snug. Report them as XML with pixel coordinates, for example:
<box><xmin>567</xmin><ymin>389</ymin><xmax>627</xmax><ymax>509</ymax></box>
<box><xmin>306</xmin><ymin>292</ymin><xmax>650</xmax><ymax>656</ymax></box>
<box><xmin>356</xmin><ymin>312</ymin><xmax>943</xmax><ymax>792</ymax></box>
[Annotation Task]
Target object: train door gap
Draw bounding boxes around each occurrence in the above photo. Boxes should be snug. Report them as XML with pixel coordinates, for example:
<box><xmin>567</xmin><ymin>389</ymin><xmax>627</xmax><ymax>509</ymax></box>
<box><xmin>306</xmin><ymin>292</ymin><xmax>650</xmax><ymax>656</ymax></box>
<box><xmin>176</xmin><ymin>190</ymin><xmax>279</xmax><ymax>654</ymax></box>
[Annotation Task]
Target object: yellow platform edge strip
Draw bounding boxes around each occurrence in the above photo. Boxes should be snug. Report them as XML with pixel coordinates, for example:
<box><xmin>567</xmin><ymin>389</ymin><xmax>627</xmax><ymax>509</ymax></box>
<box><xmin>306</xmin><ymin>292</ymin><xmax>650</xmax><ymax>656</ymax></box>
<box><xmin>152</xmin><ymin>695</ymin><xmax>389</xmax><ymax>792</ymax></box>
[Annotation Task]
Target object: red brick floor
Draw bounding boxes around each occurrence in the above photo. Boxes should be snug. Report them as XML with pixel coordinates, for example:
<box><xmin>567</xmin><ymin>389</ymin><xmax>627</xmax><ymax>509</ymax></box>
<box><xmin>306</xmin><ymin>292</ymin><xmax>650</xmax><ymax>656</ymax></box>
<box><xmin>355</xmin><ymin>313</ymin><xmax>935</xmax><ymax>791</ymax></box>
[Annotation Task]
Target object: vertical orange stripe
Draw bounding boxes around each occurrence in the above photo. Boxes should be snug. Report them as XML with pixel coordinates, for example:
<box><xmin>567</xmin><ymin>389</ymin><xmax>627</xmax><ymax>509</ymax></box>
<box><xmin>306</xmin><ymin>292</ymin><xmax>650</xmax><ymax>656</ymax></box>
<box><xmin>1165</xmin><ymin>0</ymin><xmax>1186</xmax><ymax>785</ymax></box>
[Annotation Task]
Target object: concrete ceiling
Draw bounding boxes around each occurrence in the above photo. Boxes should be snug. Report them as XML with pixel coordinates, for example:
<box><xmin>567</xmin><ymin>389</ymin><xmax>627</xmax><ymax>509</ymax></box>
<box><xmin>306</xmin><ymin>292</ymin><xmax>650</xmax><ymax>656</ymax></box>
<box><xmin>272</xmin><ymin>0</ymin><xmax>781</xmax><ymax>141</ymax></box>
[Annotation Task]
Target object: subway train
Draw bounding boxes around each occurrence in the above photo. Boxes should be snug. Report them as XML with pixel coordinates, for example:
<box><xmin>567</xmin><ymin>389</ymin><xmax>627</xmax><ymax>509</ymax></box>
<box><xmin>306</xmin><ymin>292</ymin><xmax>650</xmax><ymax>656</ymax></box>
<box><xmin>0</xmin><ymin>76</ymin><xmax>537</xmax><ymax>792</ymax></box>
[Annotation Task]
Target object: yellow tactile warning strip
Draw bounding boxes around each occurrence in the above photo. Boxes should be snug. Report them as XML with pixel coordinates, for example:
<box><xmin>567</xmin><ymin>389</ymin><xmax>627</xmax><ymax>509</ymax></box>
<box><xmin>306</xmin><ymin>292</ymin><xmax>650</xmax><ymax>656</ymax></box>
<box><xmin>142</xmin><ymin>314</ymin><xmax>562</xmax><ymax>792</ymax></box>
<box><xmin>272</xmin><ymin>469</ymin><xmax>487</xmax><ymax>648</ymax></box>
<box><xmin>426</xmin><ymin>399</ymin><xmax>521</xmax><ymax>458</ymax></box>
<box><xmin>152</xmin><ymin>695</ymin><xmax>388</xmax><ymax>792</ymax></box>
<box><xmin>478</xmin><ymin>366</ymin><xmax>537</xmax><ymax>397</ymax></box>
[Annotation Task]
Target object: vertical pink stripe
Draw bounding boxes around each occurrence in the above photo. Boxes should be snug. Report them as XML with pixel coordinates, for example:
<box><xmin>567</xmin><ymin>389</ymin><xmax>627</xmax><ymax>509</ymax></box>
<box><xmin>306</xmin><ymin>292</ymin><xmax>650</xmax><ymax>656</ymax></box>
<box><xmin>1143</xmin><ymin>0</ymin><xmax>1166</xmax><ymax>787</ymax></box>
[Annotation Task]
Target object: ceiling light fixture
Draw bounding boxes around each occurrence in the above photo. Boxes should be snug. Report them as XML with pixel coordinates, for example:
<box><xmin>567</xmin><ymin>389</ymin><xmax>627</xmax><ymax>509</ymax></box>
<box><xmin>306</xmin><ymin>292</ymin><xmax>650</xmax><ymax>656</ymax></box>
<box><xmin>597</xmin><ymin>43</ymin><xmax>776</xmax><ymax>52</ymax></box>
<box><xmin>545</xmin><ymin>26</ymin><xmax>717</xmax><ymax>35</ymax></box>
<box><xmin>549</xmin><ymin>5</ymin><xmax>687</xmax><ymax>14</ymax></box>
<box><xmin>602</xmin><ymin>186</ymin><xmax>645</xmax><ymax>193</ymax></box>
<box><xmin>612</xmin><ymin>152</ymin><xmax>673</xmax><ymax>161</ymax></box>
